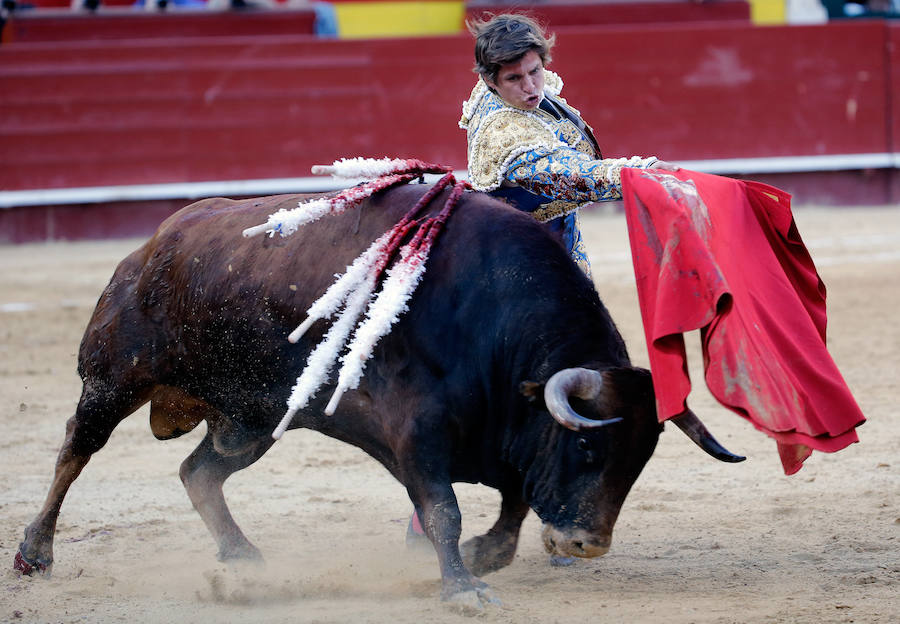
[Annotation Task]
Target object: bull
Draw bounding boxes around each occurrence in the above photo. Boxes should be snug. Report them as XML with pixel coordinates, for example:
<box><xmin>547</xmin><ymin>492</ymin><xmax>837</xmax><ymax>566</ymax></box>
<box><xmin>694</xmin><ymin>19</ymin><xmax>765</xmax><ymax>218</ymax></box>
<box><xmin>14</xmin><ymin>182</ymin><xmax>742</xmax><ymax>608</ymax></box>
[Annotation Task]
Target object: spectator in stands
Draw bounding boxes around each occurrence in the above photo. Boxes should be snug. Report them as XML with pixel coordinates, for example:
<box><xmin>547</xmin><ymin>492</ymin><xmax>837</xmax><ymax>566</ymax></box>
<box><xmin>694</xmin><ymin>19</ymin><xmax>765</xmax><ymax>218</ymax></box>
<box><xmin>67</xmin><ymin>0</ymin><xmax>274</xmax><ymax>12</ymax></box>
<box><xmin>786</xmin><ymin>0</ymin><xmax>829</xmax><ymax>22</ymax></box>
<box><xmin>820</xmin><ymin>0</ymin><xmax>899</xmax><ymax>17</ymax></box>
<box><xmin>1</xmin><ymin>0</ymin><xmax>18</xmax><ymax>38</ymax></box>
<box><xmin>206</xmin><ymin>0</ymin><xmax>278</xmax><ymax>11</ymax></box>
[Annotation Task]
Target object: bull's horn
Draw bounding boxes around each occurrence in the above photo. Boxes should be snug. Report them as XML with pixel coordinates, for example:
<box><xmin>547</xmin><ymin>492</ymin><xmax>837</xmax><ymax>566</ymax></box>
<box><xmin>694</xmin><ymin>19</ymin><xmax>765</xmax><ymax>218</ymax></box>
<box><xmin>670</xmin><ymin>410</ymin><xmax>746</xmax><ymax>462</ymax></box>
<box><xmin>544</xmin><ymin>368</ymin><xmax>623</xmax><ymax>431</ymax></box>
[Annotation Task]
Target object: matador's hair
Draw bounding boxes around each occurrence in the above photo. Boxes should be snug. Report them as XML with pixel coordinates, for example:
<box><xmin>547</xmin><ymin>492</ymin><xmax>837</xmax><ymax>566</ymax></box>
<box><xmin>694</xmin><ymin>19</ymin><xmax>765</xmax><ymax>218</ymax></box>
<box><xmin>468</xmin><ymin>13</ymin><xmax>555</xmax><ymax>83</ymax></box>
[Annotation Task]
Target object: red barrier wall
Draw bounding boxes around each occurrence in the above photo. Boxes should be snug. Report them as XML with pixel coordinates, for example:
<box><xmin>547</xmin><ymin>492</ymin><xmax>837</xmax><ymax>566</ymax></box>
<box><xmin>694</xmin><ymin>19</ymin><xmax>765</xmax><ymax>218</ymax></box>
<box><xmin>1</xmin><ymin>17</ymin><xmax>898</xmax><ymax>242</ymax></box>
<box><xmin>0</xmin><ymin>34</ymin><xmax>473</xmax><ymax>190</ymax></box>
<box><xmin>557</xmin><ymin>20</ymin><xmax>890</xmax><ymax>160</ymax></box>
<box><xmin>890</xmin><ymin>22</ymin><xmax>900</xmax><ymax>154</ymax></box>
<box><xmin>466</xmin><ymin>0</ymin><xmax>751</xmax><ymax>26</ymax></box>
<box><xmin>2</xmin><ymin>20</ymin><xmax>894</xmax><ymax>192</ymax></box>
<box><xmin>890</xmin><ymin>22</ymin><xmax>900</xmax><ymax>203</ymax></box>
<box><xmin>2</xmin><ymin>8</ymin><xmax>317</xmax><ymax>43</ymax></box>
<box><xmin>3</xmin><ymin>0</ymin><xmax>746</xmax><ymax>44</ymax></box>
<box><xmin>0</xmin><ymin>198</ymin><xmax>190</xmax><ymax>242</ymax></box>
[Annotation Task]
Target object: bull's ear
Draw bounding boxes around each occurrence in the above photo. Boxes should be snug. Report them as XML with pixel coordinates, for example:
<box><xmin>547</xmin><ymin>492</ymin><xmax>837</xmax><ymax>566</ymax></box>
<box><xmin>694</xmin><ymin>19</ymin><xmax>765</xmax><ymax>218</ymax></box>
<box><xmin>602</xmin><ymin>366</ymin><xmax>655</xmax><ymax>400</ymax></box>
<box><xmin>519</xmin><ymin>380</ymin><xmax>543</xmax><ymax>403</ymax></box>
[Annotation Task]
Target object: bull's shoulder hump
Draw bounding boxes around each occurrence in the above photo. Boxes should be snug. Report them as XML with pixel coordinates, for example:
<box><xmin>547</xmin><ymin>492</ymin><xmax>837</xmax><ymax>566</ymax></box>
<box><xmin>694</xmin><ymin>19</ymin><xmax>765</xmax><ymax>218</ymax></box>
<box><xmin>160</xmin><ymin>194</ymin><xmax>307</xmax><ymax>232</ymax></box>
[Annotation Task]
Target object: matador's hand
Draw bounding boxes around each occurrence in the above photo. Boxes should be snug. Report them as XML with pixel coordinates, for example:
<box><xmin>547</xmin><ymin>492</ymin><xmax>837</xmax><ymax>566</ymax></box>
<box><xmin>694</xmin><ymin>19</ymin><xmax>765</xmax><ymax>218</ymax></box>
<box><xmin>649</xmin><ymin>160</ymin><xmax>681</xmax><ymax>172</ymax></box>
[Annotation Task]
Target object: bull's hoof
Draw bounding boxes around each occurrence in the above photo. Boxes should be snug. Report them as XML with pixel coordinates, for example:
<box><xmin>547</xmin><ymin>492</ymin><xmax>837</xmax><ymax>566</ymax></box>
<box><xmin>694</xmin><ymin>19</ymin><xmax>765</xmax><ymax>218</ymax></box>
<box><xmin>13</xmin><ymin>551</ymin><xmax>49</xmax><ymax>576</ymax></box>
<box><xmin>443</xmin><ymin>585</ymin><xmax>502</xmax><ymax>614</ymax></box>
<box><xmin>460</xmin><ymin>535</ymin><xmax>515</xmax><ymax>577</ymax></box>
<box><xmin>216</xmin><ymin>543</ymin><xmax>264</xmax><ymax>564</ymax></box>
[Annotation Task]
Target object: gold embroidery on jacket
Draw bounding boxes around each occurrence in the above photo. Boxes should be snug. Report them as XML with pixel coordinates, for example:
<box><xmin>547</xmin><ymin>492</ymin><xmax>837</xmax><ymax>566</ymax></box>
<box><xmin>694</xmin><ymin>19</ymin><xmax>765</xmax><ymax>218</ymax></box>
<box><xmin>531</xmin><ymin>200</ymin><xmax>580</xmax><ymax>223</ymax></box>
<box><xmin>467</xmin><ymin>111</ymin><xmax>559</xmax><ymax>191</ymax></box>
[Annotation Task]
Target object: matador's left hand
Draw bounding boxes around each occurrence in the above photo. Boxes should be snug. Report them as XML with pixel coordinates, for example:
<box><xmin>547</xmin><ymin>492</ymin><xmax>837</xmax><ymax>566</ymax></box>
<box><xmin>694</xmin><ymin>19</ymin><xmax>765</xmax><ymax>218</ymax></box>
<box><xmin>649</xmin><ymin>160</ymin><xmax>681</xmax><ymax>172</ymax></box>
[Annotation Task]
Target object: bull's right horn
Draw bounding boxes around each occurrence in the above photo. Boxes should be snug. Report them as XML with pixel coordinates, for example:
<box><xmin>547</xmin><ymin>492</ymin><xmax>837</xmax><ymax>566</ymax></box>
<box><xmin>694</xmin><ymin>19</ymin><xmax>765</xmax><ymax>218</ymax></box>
<box><xmin>670</xmin><ymin>409</ymin><xmax>746</xmax><ymax>462</ymax></box>
<box><xmin>544</xmin><ymin>368</ymin><xmax>623</xmax><ymax>431</ymax></box>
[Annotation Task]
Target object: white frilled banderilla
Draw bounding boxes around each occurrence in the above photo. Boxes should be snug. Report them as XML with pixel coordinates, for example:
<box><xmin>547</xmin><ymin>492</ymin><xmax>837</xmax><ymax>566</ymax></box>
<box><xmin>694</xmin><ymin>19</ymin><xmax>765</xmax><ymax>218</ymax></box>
<box><xmin>241</xmin><ymin>158</ymin><xmax>470</xmax><ymax>440</ymax></box>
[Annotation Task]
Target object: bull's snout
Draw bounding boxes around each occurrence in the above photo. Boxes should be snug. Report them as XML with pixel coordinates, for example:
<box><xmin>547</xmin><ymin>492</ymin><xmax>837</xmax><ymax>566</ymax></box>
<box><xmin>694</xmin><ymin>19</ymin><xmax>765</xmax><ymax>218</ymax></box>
<box><xmin>541</xmin><ymin>524</ymin><xmax>611</xmax><ymax>559</ymax></box>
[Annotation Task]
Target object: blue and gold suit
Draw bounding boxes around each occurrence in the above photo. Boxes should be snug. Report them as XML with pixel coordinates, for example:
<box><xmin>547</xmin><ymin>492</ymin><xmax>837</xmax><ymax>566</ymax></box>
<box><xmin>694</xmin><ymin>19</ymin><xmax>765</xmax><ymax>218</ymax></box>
<box><xmin>459</xmin><ymin>70</ymin><xmax>657</xmax><ymax>276</ymax></box>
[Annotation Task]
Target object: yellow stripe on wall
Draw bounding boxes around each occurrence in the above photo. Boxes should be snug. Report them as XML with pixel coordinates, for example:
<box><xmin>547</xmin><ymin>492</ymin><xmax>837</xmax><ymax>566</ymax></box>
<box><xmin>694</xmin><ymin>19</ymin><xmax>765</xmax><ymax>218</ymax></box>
<box><xmin>748</xmin><ymin>0</ymin><xmax>786</xmax><ymax>24</ymax></box>
<box><xmin>334</xmin><ymin>1</ymin><xmax>465</xmax><ymax>38</ymax></box>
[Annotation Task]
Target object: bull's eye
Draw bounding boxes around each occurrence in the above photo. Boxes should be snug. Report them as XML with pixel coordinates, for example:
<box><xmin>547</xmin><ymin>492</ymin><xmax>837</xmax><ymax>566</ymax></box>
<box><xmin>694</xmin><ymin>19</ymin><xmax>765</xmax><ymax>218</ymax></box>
<box><xmin>576</xmin><ymin>437</ymin><xmax>590</xmax><ymax>452</ymax></box>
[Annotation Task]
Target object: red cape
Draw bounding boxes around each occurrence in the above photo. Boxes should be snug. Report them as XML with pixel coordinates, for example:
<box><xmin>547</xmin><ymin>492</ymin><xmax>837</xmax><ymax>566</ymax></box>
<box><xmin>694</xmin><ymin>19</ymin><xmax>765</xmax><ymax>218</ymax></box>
<box><xmin>621</xmin><ymin>168</ymin><xmax>864</xmax><ymax>474</ymax></box>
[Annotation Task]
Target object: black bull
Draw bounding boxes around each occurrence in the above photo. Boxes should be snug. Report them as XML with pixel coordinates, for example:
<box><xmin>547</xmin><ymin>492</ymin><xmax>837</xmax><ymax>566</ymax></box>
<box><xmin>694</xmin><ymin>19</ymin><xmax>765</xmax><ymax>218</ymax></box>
<box><xmin>14</xmin><ymin>183</ymin><xmax>741</xmax><ymax>607</ymax></box>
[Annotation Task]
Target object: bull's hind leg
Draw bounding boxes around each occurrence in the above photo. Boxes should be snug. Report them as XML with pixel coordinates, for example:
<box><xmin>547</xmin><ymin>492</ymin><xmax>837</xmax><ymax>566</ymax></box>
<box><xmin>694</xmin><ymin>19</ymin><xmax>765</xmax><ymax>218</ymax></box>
<box><xmin>179</xmin><ymin>431</ymin><xmax>274</xmax><ymax>562</ymax></box>
<box><xmin>15</xmin><ymin>383</ymin><xmax>148</xmax><ymax>575</ymax></box>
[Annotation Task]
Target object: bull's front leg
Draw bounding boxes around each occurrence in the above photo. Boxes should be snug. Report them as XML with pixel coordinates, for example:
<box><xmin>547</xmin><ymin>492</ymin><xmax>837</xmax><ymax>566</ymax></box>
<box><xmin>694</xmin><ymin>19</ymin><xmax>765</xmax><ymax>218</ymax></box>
<box><xmin>460</xmin><ymin>489</ymin><xmax>529</xmax><ymax>577</ymax></box>
<box><xmin>414</xmin><ymin>485</ymin><xmax>500</xmax><ymax>610</ymax></box>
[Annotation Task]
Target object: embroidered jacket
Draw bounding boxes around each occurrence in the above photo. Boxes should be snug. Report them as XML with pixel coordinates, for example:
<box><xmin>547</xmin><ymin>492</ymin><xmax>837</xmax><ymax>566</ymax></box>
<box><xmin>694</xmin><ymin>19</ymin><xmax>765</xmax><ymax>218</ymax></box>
<box><xmin>459</xmin><ymin>70</ymin><xmax>656</xmax><ymax>275</ymax></box>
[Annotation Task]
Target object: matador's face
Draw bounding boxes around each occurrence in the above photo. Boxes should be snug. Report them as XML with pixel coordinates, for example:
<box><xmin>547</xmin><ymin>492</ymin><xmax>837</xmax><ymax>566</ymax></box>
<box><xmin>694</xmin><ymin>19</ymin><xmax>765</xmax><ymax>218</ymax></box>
<box><xmin>485</xmin><ymin>49</ymin><xmax>545</xmax><ymax>111</ymax></box>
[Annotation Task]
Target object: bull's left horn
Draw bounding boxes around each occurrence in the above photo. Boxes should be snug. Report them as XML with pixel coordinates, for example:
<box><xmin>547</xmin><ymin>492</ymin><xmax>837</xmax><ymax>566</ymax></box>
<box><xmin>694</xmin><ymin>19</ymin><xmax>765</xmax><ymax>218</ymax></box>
<box><xmin>670</xmin><ymin>409</ymin><xmax>745</xmax><ymax>462</ymax></box>
<box><xmin>544</xmin><ymin>368</ymin><xmax>623</xmax><ymax>431</ymax></box>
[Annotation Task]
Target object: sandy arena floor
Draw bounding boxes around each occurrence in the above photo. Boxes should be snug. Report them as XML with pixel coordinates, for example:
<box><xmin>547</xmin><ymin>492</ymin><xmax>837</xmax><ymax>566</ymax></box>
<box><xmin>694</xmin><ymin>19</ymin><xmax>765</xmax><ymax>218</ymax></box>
<box><xmin>1</xmin><ymin>204</ymin><xmax>898</xmax><ymax>623</ymax></box>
